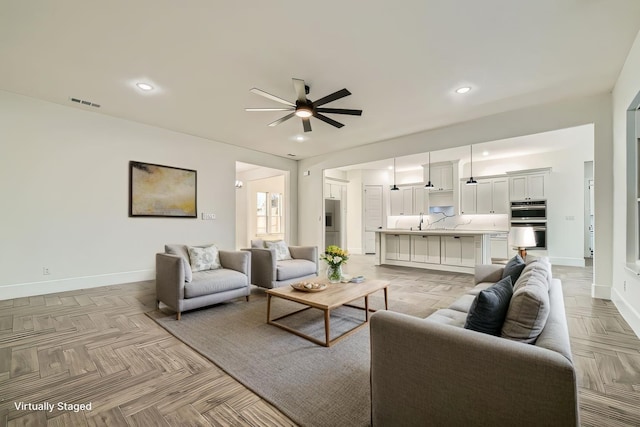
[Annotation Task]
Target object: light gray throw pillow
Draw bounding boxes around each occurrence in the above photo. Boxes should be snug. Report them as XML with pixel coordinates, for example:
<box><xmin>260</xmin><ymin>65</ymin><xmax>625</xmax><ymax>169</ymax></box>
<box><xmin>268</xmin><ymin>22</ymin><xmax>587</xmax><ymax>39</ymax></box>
<box><xmin>187</xmin><ymin>244</ymin><xmax>221</xmax><ymax>272</ymax></box>
<box><xmin>265</xmin><ymin>240</ymin><xmax>292</xmax><ymax>261</ymax></box>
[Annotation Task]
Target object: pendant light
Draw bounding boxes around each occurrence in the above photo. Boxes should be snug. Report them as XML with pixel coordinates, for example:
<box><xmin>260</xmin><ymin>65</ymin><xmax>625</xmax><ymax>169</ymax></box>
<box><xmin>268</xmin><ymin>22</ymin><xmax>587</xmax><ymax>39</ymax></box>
<box><xmin>424</xmin><ymin>151</ymin><xmax>434</xmax><ymax>189</ymax></box>
<box><xmin>390</xmin><ymin>158</ymin><xmax>399</xmax><ymax>191</ymax></box>
<box><xmin>466</xmin><ymin>144</ymin><xmax>477</xmax><ymax>185</ymax></box>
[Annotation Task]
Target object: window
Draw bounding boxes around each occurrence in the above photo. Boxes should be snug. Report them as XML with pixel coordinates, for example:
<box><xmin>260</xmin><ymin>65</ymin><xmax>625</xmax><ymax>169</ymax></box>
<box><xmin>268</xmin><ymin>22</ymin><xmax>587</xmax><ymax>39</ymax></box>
<box><xmin>257</xmin><ymin>192</ymin><xmax>282</xmax><ymax>235</ymax></box>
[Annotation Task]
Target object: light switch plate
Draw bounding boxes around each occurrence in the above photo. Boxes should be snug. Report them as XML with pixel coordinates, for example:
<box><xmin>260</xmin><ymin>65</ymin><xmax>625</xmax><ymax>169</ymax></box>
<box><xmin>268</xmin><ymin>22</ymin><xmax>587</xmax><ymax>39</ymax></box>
<box><xmin>202</xmin><ymin>213</ymin><xmax>216</xmax><ymax>220</ymax></box>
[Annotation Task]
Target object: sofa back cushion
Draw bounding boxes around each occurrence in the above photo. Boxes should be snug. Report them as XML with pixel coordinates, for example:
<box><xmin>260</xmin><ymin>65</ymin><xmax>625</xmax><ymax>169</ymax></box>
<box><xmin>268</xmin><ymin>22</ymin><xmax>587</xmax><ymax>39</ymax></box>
<box><xmin>187</xmin><ymin>244</ymin><xmax>221</xmax><ymax>272</ymax></box>
<box><xmin>501</xmin><ymin>262</ymin><xmax>551</xmax><ymax>343</ymax></box>
<box><xmin>165</xmin><ymin>244</ymin><xmax>193</xmax><ymax>283</ymax></box>
<box><xmin>501</xmin><ymin>254</ymin><xmax>526</xmax><ymax>285</ymax></box>
<box><xmin>463</xmin><ymin>276</ymin><xmax>513</xmax><ymax>336</ymax></box>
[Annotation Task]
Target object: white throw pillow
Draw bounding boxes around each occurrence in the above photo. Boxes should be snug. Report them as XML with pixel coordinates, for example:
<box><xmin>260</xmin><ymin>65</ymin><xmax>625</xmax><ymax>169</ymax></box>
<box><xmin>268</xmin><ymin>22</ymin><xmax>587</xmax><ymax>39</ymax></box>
<box><xmin>265</xmin><ymin>240</ymin><xmax>292</xmax><ymax>261</ymax></box>
<box><xmin>187</xmin><ymin>244</ymin><xmax>221</xmax><ymax>272</ymax></box>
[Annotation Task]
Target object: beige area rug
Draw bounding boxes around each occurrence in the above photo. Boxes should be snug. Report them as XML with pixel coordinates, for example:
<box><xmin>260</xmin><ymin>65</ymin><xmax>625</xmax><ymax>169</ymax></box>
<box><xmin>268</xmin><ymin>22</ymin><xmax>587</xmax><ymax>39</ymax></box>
<box><xmin>147</xmin><ymin>290</ymin><xmax>394</xmax><ymax>427</ymax></box>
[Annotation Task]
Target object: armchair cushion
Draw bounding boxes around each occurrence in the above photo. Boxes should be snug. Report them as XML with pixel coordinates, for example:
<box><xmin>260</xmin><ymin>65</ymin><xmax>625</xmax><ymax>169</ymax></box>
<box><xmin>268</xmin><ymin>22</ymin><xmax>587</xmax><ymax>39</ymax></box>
<box><xmin>276</xmin><ymin>259</ymin><xmax>317</xmax><ymax>281</ymax></box>
<box><xmin>185</xmin><ymin>269</ymin><xmax>248</xmax><ymax>298</ymax></box>
<box><xmin>165</xmin><ymin>244</ymin><xmax>193</xmax><ymax>282</ymax></box>
<box><xmin>265</xmin><ymin>240</ymin><xmax>292</xmax><ymax>260</ymax></box>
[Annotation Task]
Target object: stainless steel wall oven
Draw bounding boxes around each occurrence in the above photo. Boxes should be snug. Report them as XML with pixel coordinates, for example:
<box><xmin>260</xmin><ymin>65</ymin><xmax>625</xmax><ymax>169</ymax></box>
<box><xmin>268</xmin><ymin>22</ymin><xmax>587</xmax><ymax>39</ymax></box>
<box><xmin>510</xmin><ymin>200</ymin><xmax>547</xmax><ymax>249</ymax></box>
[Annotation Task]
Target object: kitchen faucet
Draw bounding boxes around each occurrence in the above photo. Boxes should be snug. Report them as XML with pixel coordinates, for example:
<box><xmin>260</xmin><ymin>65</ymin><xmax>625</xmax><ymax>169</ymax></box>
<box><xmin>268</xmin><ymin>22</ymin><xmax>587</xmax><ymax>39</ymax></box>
<box><xmin>418</xmin><ymin>212</ymin><xmax>424</xmax><ymax>230</ymax></box>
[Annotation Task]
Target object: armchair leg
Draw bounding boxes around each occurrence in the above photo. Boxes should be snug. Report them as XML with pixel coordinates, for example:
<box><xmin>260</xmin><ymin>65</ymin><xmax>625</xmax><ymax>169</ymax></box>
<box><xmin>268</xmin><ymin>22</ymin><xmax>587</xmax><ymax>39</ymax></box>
<box><xmin>156</xmin><ymin>300</ymin><xmax>160</xmax><ymax>310</ymax></box>
<box><xmin>246</xmin><ymin>295</ymin><xmax>250</xmax><ymax>302</ymax></box>
<box><xmin>176</xmin><ymin>311</ymin><xmax>181</xmax><ymax>321</ymax></box>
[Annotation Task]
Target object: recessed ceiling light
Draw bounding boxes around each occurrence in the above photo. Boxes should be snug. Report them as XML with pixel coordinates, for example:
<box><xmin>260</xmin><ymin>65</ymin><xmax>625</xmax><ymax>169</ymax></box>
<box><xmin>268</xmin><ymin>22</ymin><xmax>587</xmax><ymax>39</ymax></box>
<box><xmin>455</xmin><ymin>87</ymin><xmax>471</xmax><ymax>94</ymax></box>
<box><xmin>482</xmin><ymin>151</ymin><xmax>489</xmax><ymax>156</ymax></box>
<box><xmin>287</xmin><ymin>153</ymin><xmax>296</xmax><ymax>157</ymax></box>
<box><xmin>387</xmin><ymin>166</ymin><xmax>393</xmax><ymax>170</ymax></box>
<box><xmin>136</xmin><ymin>82</ymin><xmax>154</xmax><ymax>91</ymax></box>
<box><xmin>296</xmin><ymin>136</ymin><xmax>305</xmax><ymax>142</ymax></box>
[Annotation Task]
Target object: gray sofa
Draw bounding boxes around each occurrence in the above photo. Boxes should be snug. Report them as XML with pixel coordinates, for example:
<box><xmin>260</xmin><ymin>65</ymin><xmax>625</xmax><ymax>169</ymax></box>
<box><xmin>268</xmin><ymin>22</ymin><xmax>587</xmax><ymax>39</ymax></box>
<box><xmin>156</xmin><ymin>244</ymin><xmax>251</xmax><ymax>320</ymax></box>
<box><xmin>243</xmin><ymin>241</ymin><xmax>318</xmax><ymax>289</ymax></box>
<box><xmin>370</xmin><ymin>259</ymin><xmax>578</xmax><ymax>426</ymax></box>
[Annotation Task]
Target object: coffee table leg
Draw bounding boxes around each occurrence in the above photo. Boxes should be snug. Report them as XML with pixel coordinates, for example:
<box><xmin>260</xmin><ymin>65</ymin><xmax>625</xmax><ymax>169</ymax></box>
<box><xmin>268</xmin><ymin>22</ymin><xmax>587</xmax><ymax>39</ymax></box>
<box><xmin>365</xmin><ymin>295</ymin><xmax>370</xmax><ymax>322</ymax></box>
<box><xmin>384</xmin><ymin>286</ymin><xmax>389</xmax><ymax>310</ymax></box>
<box><xmin>267</xmin><ymin>294</ymin><xmax>272</xmax><ymax>323</ymax></box>
<box><xmin>324</xmin><ymin>309</ymin><xmax>330</xmax><ymax>347</ymax></box>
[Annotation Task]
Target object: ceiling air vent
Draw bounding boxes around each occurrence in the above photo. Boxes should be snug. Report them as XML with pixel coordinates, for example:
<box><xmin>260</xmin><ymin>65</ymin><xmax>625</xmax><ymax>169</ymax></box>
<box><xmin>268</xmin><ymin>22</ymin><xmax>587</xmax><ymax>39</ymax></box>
<box><xmin>69</xmin><ymin>97</ymin><xmax>100</xmax><ymax>108</ymax></box>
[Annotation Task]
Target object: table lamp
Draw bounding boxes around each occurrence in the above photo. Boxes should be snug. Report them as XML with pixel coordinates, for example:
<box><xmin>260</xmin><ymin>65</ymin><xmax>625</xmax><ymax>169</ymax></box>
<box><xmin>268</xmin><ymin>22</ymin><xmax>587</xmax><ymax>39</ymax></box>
<box><xmin>509</xmin><ymin>227</ymin><xmax>536</xmax><ymax>259</ymax></box>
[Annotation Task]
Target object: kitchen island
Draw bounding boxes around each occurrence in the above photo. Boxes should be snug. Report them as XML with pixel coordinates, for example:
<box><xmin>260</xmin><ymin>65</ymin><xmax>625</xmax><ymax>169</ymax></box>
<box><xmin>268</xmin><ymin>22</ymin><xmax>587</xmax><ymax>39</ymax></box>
<box><xmin>375</xmin><ymin>229</ymin><xmax>503</xmax><ymax>274</ymax></box>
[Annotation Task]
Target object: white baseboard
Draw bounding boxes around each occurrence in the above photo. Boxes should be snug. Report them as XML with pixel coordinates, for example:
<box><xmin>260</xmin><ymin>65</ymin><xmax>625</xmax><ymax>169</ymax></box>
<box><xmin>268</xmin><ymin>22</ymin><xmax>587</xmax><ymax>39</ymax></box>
<box><xmin>549</xmin><ymin>256</ymin><xmax>585</xmax><ymax>267</ymax></box>
<box><xmin>591</xmin><ymin>282</ymin><xmax>612</xmax><ymax>300</ymax></box>
<box><xmin>611</xmin><ymin>287</ymin><xmax>640</xmax><ymax>339</ymax></box>
<box><xmin>0</xmin><ymin>269</ymin><xmax>155</xmax><ymax>300</ymax></box>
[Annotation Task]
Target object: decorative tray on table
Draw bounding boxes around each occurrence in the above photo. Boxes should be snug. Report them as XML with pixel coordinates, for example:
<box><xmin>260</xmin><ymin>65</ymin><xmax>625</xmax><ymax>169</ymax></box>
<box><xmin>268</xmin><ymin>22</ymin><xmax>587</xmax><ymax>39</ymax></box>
<box><xmin>291</xmin><ymin>282</ymin><xmax>328</xmax><ymax>292</ymax></box>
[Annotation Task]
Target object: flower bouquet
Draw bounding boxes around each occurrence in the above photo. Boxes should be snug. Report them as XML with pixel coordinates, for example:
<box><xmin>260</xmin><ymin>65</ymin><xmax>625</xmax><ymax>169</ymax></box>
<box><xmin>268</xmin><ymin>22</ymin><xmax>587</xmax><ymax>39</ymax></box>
<box><xmin>320</xmin><ymin>245</ymin><xmax>349</xmax><ymax>283</ymax></box>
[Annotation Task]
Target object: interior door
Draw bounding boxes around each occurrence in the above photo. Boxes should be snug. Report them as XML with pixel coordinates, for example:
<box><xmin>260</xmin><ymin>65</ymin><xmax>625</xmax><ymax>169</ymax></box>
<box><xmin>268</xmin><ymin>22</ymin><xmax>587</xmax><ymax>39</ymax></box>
<box><xmin>364</xmin><ymin>185</ymin><xmax>383</xmax><ymax>254</ymax></box>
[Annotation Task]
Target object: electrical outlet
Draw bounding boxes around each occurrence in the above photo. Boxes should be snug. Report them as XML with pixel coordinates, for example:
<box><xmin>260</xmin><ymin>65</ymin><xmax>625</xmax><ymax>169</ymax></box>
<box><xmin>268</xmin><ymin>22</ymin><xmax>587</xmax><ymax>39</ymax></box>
<box><xmin>201</xmin><ymin>213</ymin><xmax>216</xmax><ymax>220</ymax></box>
<box><xmin>624</xmin><ymin>281</ymin><xmax>627</xmax><ymax>292</ymax></box>
<box><xmin>43</xmin><ymin>267</ymin><xmax>50</xmax><ymax>275</ymax></box>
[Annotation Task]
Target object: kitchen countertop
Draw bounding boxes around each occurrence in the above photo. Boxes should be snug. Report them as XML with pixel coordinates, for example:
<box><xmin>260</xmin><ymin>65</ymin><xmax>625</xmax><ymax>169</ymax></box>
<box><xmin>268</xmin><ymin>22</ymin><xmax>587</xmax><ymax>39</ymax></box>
<box><xmin>375</xmin><ymin>229</ymin><xmax>507</xmax><ymax>236</ymax></box>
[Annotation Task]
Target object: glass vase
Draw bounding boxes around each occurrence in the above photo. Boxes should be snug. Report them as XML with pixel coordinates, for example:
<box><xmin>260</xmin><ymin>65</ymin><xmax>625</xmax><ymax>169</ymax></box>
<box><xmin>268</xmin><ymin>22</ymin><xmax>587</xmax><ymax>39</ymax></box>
<box><xmin>327</xmin><ymin>264</ymin><xmax>343</xmax><ymax>283</ymax></box>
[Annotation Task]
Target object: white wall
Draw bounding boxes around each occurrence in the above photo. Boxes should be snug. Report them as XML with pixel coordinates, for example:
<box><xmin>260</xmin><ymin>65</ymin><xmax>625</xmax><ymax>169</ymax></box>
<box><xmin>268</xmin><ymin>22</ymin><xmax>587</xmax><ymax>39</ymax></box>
<box><xmin>612</xmin><ymin>29</ymin><xmax>640</xmax><ymax>336</ymax></box>
<box><xmin>299</xmin><ymin>93</ymin><xmax>613</xmax><ymax>292</ymax></box>
<box><xmin>0</xmin><ymin>90</ymin><xmax>297</xmax><ymax>299</ymax></box>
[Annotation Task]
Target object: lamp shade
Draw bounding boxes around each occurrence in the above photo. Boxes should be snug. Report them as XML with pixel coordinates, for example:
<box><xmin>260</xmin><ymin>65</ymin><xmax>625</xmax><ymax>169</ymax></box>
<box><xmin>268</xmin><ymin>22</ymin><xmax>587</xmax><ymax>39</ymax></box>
<box><xmin>509</xmin><ymin>227</ymin><xmax>536</xmax><ymax>248</ymax></box>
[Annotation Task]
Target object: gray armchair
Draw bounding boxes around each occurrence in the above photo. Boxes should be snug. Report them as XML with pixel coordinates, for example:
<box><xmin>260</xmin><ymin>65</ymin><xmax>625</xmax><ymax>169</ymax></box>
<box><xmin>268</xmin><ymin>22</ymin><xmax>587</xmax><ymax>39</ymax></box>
<box><xmin>156</xmin><ymin>244</ymin><xmax>251</xmax><ymax>320</ymax></box>
<box><xmin>243</xmin><ymin>242</ymin><xmax>318</xmax><ymax>289</ymax></box>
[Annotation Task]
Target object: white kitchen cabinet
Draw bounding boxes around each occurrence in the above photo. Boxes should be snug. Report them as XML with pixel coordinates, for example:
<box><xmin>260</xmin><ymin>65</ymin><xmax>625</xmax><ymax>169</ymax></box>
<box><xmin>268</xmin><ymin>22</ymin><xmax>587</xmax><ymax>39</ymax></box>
<box><xmin>490</xmin><ymin>234</ymin><xmax>509</xmax><ymax>260</ymax></box>
<box><xmin>442</xmin><ymin>236</ymin><xmax>475</xmax><ymax>267</ymax></box>
<box><xmin>413</xmin><ymin>186</ymin><xmax>429</xmax><ymax>214</ymax></box>
<box><xmin>425</xmin><ymin>163</ymin><xmax>454</xmax><ymax>192</ymax></box>
<box><xmin>385</xmin><ymin>234</ymin><xmax>411</xmax><ymax>261</ymax></box>
<box><xmin>460</xmin><ymin>177</ymin><xmax>509</xmax><ymax>214</ymax></box>
<box><xmin>390</xmin><ymin>186</ymin><xmax>414</xmax><ymax>215</ymax></box>
<box><xmin>324</xmin><ymin>182</ymin><xmax>343</xmax><ymax>199</ymax></box>
<box><xmin>411</xmin><ymin>235</ymin><xmax>441</xmax><ymax>263</ymax></box>
<box><xmin>509</xmin><ymin>173</ymin><xmax>546</xmax><ymax>201</ymax></box>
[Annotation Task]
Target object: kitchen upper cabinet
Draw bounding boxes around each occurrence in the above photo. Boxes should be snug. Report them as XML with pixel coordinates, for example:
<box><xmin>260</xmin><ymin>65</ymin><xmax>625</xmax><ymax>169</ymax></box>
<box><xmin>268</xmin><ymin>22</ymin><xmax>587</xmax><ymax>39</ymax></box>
<box><xmin>411</xmin><ymin>235</ymin><xmax>441</xmax><ymax>264</ymax></box>
<box><xmin>508</xmin><ymin>171</ymin><xmax>548</xmax><ymax>201</ymax></box>
<box><xmin>459</xmin><ymin>177</ymin><xmax>508</xmax><ymax>214</ymax></box>
<box><xmin>324</xmin><ymin>182</ymin><xmax>344</xmax><ymax>199</ymax></box>
<box><xmin>413</xmin><ymin>186</ymin><xmax>429</xmax><ymax>214</ymax></box>
<box><xmin>390</xmin><ymin>186</ymin><xmax>413</xmax><ymax>215</ymax></box>
<box><xmin>385</xmin><ymin>234</ymin><xmax>411</xmax><ymax>261</ymax></box>
<box><xmin>424</xmin><ymin>163</ymin><xmax>454</xmax><ymax>192</ymax></box>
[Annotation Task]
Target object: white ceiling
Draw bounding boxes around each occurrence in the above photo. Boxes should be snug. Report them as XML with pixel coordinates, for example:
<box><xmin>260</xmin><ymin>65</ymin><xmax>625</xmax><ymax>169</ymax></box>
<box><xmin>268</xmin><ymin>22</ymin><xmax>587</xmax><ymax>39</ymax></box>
<box><xmin>1</xmin><ymin>1</ymin><xmax>639</xmax><ymax>160</ymax></box>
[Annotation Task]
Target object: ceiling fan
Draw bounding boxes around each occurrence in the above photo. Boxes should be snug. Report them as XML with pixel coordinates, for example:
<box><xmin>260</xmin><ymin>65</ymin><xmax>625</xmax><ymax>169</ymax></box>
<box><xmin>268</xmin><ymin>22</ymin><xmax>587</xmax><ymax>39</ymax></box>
<box><xmin>246</xmin><ymin>78</ymin><xmax>362</xmax><ymax>132</ymax></box>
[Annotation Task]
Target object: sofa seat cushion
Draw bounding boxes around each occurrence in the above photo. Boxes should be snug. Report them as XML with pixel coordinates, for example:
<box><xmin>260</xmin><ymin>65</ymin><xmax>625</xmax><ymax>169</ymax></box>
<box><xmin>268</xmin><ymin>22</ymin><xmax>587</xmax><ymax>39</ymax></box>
<box><xmin>184</xmin><ymin>269</ymin><xmax>247</xmax><ymax>298</ymax></box>
<box><xmin>425</xmin><ymin>308</ymin><xmax>468</xmax><ymax>327</ymax></box>
<box><xmin>276</xmin><ymin>259</ymin><xmax>316</xmax><ymax>281</ymax></box>
<box><xmin>448</xmin><ymin>294</ymin><xmax>477</xmax><ymax>313</ymax></box>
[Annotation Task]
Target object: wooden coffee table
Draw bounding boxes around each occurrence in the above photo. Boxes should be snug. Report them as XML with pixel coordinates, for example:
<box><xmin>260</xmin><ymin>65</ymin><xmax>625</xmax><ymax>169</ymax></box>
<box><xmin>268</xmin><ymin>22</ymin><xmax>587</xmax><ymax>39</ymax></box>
<box><xmin>265</xmin><ymin>279</ymin><xmax>389</xmax><ymax>347</ymax></box>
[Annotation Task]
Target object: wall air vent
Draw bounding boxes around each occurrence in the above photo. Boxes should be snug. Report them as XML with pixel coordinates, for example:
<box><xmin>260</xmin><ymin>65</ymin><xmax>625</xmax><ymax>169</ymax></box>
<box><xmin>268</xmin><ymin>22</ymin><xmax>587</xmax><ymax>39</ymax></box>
<box><xmin>69</xmin><ymin>97</ymin><xmax>100</xmax><ymax>108</ymax></box>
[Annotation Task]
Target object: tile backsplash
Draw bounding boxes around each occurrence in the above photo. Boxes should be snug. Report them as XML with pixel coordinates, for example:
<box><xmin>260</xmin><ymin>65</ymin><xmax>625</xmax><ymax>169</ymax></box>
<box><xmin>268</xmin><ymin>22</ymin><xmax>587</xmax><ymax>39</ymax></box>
<box><xmin>389</xmin><ymin>214</ymin><xmax>508</xmax><ymax>231</ymax></box>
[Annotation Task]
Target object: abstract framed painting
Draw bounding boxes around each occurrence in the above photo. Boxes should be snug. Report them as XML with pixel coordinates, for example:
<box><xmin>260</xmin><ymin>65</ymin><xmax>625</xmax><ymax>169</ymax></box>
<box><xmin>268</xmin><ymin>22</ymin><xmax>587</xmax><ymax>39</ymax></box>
<box><xmin>129</xmin><ymin>161</ymin><xmax>197</xmax><ymax>218</ymax></box>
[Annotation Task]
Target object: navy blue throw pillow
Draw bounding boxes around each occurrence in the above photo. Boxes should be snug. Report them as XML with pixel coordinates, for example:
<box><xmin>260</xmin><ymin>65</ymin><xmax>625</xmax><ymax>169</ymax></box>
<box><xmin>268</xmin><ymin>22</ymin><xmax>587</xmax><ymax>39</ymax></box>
<box><xmin>464</xmin><ymin>276</ymin><xmax>513</xmax><ymax>336</ymax></box>
<box><xmin>502</xmin><ymin>254</ymin><xmax>526</xmax><ymax>285</ymax></box>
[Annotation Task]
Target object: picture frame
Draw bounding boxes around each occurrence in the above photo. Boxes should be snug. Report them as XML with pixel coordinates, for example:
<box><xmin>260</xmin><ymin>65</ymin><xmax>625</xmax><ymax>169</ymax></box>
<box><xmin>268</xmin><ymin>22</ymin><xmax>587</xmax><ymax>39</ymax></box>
<box><xmin>129</xmin><ymin>161</ymin><xmax>197</xmax><ymax>218</ymax></box>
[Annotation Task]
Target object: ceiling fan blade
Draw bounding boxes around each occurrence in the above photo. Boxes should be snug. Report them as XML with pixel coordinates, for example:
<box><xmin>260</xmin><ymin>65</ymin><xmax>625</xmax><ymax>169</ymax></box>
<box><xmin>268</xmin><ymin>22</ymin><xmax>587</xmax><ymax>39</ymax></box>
<box><xmin>313</xmin><ymin>88</ymin><xmax>351</xmax><ymax>107</ymax></box>
<box><xmin>250</xmin><ymin>88</ymin><xmax>295</xmax><ymax>107</ymax></box>
<box><xmin>302</xmin><ymin>117</ymin><xmax>312</xmax><ymax>132</ymax></box>
<box><xmin>245</xmin><ymin>107</ymin><xmax>294</xmax><ymax>112</ymax></box>
<box><xmin>315</xmin><ymin>113</ymin><xmax>344</xmax><ymax>129</ymax></box>
<box><xmin>315</xmin><ymin>107</ymin><xmax>362</xmax><ymax>116</ymax></box>
<box><xmin>268</xmin><ymin>112</ymin><xmax>296</xmax><ymax>127</ymax></box>
<box><xmin>292</xmin><ymin>78</ymin><xmax>307</xmax><ymax>103</ymax></box>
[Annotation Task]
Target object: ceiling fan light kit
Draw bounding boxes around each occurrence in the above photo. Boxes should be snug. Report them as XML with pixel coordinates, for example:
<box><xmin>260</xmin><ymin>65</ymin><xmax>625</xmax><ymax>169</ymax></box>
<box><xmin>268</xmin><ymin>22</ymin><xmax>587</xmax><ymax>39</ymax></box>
<box><xmin>246</xmin><ymin>78</ymin><xmax>362</xmax><ymax>132</ymax></box>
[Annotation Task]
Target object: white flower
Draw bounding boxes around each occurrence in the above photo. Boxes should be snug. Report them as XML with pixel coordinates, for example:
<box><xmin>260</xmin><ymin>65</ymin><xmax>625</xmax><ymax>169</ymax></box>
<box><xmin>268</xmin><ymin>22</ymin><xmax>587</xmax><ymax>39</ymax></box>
<box><xmin>333</xmin><ymin>256</ymin><xmax>342</xmax><ymax>263</ymax></box>
<box><xmin>326</xmin><ymin>255</ymin><xmax>334</xmax><ymax>262</ymax></box>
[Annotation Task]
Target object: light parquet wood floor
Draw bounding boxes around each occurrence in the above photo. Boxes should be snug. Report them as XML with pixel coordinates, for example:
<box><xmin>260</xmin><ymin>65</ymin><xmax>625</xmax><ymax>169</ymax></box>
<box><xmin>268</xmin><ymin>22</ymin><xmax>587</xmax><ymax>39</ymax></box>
<box><xmin>1</xmin><ymin>256</ymin><xmax>639</xmax><ymax>426</ymax></box>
